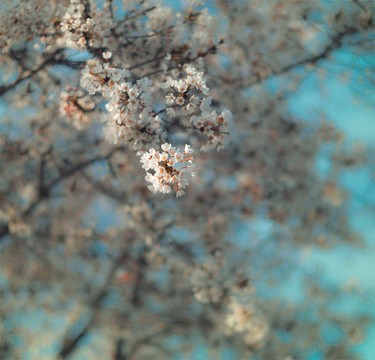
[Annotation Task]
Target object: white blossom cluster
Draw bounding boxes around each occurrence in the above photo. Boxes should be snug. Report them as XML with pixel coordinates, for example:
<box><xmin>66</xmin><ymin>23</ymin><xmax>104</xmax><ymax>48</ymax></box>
<box><xmin>60</xmin><ymin>0</ymin><xmax>109</xmax><ymax>50</ymax></box>
<box><xmin>0</xmin><ymin>0</ymin><xmax>61</xmax><ymax>52</ymax></box>
<box><xmin>80</xmin><ymin>55</ymin><xmax>165</xmax><ymax>150</ymax></box>
<box><xmin>80</xmin><ymin>55</ymin><xmax>130</xmax><ymax>95</ymax></box>
<box><xmin>78</xmin><ymin>54</ymin><xmax>233</xmax><ymax>196</ymax></box>
<box><xmin>190</xmin><ymin>264</ymin><xmax>223</xmax><ymax>303</ymax></box>
<box><xmin>225</xmin><ymin>297</ymin><xmax>269</xmax><ymax>347</ymax></box>
<box><xmin>140</xmin><ymin>143</ymin><xmax>196</xmax><ymax>197</ymax></box>
<box><xmin>194</xmin><ymin>109</ymin><xmax>232</xmax><ymax>151</ymax></box>
<box><xmin>164</xmin><ymin>66</ymin><xmax>231</xmax><ymax>151</ymax></box>
<box><xmin>164</xmin><ymin>65</ymin><xmax>210</xmax><ymax>115</ymax></box>
<box><xmin>189</xmin><ymin>251</ymin><xmax>249</xmax><ymax>304</ymax></box>
<box><xmin>164</xmin><ymin>8</ymin><xmax>216</xmax><ymax>58</ymax></box>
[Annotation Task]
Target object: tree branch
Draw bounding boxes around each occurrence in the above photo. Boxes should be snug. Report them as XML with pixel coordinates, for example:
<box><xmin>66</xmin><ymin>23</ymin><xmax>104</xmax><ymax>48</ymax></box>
<box><xmin>140</xmin><ymin>44</ymin><xmax>219</xmax><ymax>79</ymax></box>
<box><xmin>127</xmin><ymin>54</ymin><xmax>166</xmax><ymax>71</ymax></box>
<box><xmin>0</xmin><ymin>50</ymin><xmax>85</xmax><ymax>97</ymax></box>
<box><xmin>234</xmin><ymin>28</ymin><xmax>359</xmax><ymax>88</ymax></box>
<box><xmin>46</xmin><ymin>146</ymin><xmax>125</xmax><ymax>190</ymax></box>
<box><xmin>114</xmin><ymin>339</ymin><xmax>127</xmax><ymax>360</ymax></box>
<box><xmin>277</xmin><ymin>29</ymin><xmax>354</xmax><ymax>73</ymax></box>
<box><xmin>58</xmin><ymin>250</ymin><xmax>129</xmax><ymax>359</ymax></box>
<box><xmin>0</xmin><ymin>146</ymin><xmax>126</xmax><ymax>242</ymax></box>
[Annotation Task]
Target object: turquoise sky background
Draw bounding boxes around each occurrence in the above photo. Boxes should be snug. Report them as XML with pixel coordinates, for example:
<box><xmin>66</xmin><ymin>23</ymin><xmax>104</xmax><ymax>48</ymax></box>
<box><xmin>288</xmin><ymin>51</ymin><xmax>375</xmax><ymax>359</ymax></box>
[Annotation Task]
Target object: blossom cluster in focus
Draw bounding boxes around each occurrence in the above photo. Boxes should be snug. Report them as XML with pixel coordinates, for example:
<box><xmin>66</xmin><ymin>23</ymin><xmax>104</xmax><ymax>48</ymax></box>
<box><xmin>140</xmin><ymin>143</ymin><xmax>196</xmax><ymax>197</ymax></box>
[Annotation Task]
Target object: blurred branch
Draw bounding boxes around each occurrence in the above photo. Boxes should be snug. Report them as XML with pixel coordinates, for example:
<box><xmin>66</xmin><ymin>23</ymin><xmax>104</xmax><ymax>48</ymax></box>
<box><xmin>0</xmin><ymin>224</ymin><xmax>9</xmax><ymax>240</ymax></box>
<box><xmin>131</xmin><ymin>251</ymin><xmax>147</xmax><ymax>307</ymax></box>
<box><xmin>283</xmin><ymin>30</ymin><xmax>351</xmax><ymax>70</ymax></box>
<box><xmin>0</xmin><ymin>50</ymin><xmax>85</xmax><ymax>97</ymax></box>
<box><xmin>78</xmin><ymin>167</ymin><xmax>128</xmax><ymax>202</ymax></box>
<box><xmin>127</xmin><ymin>54</ymin><xmax>166</xmax><ymax>71</ymax></box>
<box><xmin>46</xmin><ymin>146</ymin><xmax>125</xmax><ymax>190</ymax></box>
<box><xmin>38</xmin><ymin>148</ymin><xmax>52</xmax><ymax>198</ymax></box>
<box><xmin>0</xmin><ymin>146</ymin><xmax>126</xmax><ymax>243</ymax></box>
<box><xmin>219</xmin><ymin>27</ymin><xmax>363</xmax><ymax>89</ymax></box>
<box><xmin>119</xmin><ymin>5</ymin><xmax>156</xmax><ymax>24</ymax></box>
<box><xmin>108</xmin><ymin>0</ymin><xmax>115</xmax><ymax>21</ymax></box>
<box><xmin>114</xmin><ymin>339</ymin><xmax>127</xmax><ymax>360</ymax></box>
<box><xmin>352</xmin><ymin>0</ymin><xmax>367</xmax><ymax>12</ymax></box>
<box><xmin>58</xmin><ymin>250</ymin><xmax>129</xmax><ymax>359</ymax></box>
<box><xmin>141</xmin><ymin>43</ymin><xmax>219</xmax><ymax>79</ymax></box>
<box><xmin>0</xmin><ymin>50</ymin><xmax>60</xmax><ymax>96</ymax></box>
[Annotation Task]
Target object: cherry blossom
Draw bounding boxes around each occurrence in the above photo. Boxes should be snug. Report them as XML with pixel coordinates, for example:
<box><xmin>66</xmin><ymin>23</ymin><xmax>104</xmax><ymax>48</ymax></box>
<box><xmin>140</xmin><ymin>143</ymin><xmax>196</xmax><ymax>197</ymax></box>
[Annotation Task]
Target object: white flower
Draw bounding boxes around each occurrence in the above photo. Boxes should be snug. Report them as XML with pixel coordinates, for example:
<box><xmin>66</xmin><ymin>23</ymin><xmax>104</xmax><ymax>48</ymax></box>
<box><xmin>140</xmin><ymin>143</ymin><xmax>196</xmax><ymax>196</ymax></box>
<box><xmin>120</xmin><ymin>82</ymin><xmax>131</xmax><ymax>92</ymax></box>
<box><xmin>189</xmin><ymin>95</ymin><xmax>199</xmax><ymax>105</ymax></box>
<box><xmin>221</xmin><ymin>109</ymin><xmax>233</xmax><ymax>123</ymax></box>
<box><xmin>162</xmin><ymin>77</ymin><xmax>174</xmax><ymax>88</ymax></box>
<box><xmin>184</xmin><ymin>144</ymin><xmax>193</xmax><ymax>154</ymax></box>
<box><xmin>128</xmin><ymin>87</ymin><xmax>139</xmax><ymax>98</ymax></box>
<box><xmin>137</xmin><ymin>77</ymin><xmax>153</xmax><ymax>89</ymax></box>
<box><xmin>110</xmin><ymin>69</ymin><xmax>122</xmax><ymax>81</ymax></box>
<box><xmin>200</xmin><ymin>96</ymin><xmax>212</xmax><ymax>112</ymax></box>
<box><xmin>176</xmin><ymin>189</ymin><xmax>185</xmax><ymax>197</ymax></box>
<box><xmin>176</xmin><ymin>79</ymin><xmax>188</xmax><ymax>93</ymax></box>
<box><xmin>81</xmin><ymin>23</ymin><xmax>89</xmax><ymax>32</ymax></box>
<box><xmin>61</xmin><ymin>23</ymin><xmax>69</xmax><ymax>32</ymax></box>
<box><xmin>176</xmin><ymin>96</ymin><xmax>185</xmax><ymax>105</ymax></box>
<box><xmin>161</xmin><ymin>143</ymin><xmax>172</xmax><ymax>152</ymax></box>
<box><xmin>185</xmin><ymin>65</ymin><xmax>198</xmax><ymax>76</ymax></box>
<box><xmin>76</xmin><ymin>3</ymin><xmax>85</xmax><ymax>12</ymax></box>
<box><xmin>186</xmin><ymin>103</ymin><xmax>195</xmax><ymax>114</ymax></box>
<box><xmin>166</xmin><ymin>93</ymin><xmax>175</xmax><ymax>105</ymax></box>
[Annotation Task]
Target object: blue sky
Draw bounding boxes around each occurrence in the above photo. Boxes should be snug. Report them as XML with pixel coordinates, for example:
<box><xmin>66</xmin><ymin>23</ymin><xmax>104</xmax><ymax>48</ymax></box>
<box><xmin>289</xmin><ymin>49</ymin><xmax>375</xmax><ymax>358</ymax></box>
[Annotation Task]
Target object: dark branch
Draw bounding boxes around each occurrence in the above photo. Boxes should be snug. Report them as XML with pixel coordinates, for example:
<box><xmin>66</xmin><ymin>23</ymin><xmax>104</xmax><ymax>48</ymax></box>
<box><xmin>58</xmin><ymin>250</ymin><xmax>129</xmax><ymax>359</ymax></box>
<box><xmin>140</xmin><ymin>44</ymin><xmax>219</xmax><ymax>79</ymax></box>
<box><xmin>127</xmin><ymin>54</ymin><xmax>166</xmax><ymax>71</ymax></box>
<box><xmin>0</xmin><ymin>146</ymin><xmax>126</xmax><ymax>243</ymax></box>
<box><xmin>47</xmin><ymin>146</ymin><xmax>125</xmax><ymax>190</ymax></box>
<box><xmin>0</xmin><ymin>50</ymin><xmax>85</xmax><ymax>97</ymax></box>
<box><xmin>114</xmin><ymin>339</ymin><xmax>127</xmax><ymax>360</ymax></box>
<box><xmin>246</xmin><ymin>28</ymin><xmax>357</xmax><ymax>87</ymax></box>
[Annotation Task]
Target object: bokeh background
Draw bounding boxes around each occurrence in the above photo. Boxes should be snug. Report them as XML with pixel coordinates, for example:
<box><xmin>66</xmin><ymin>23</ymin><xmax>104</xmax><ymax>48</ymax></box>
<box><xmin>1</xmin><ymin>0</ymin><xmax>375</xmax><ymax>359</ymax></box>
